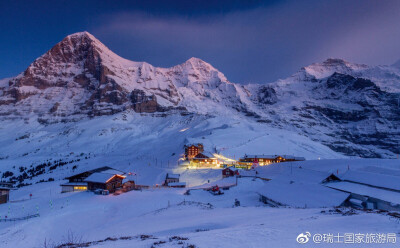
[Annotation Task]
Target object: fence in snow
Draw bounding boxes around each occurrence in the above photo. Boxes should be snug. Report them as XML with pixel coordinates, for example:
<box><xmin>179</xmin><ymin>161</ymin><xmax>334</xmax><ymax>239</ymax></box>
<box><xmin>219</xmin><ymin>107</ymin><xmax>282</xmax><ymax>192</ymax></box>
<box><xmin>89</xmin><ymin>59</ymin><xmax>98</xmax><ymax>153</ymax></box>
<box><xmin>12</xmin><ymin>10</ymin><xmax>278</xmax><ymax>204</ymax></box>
<box><xmin>0</xmin><ymin>213</ymin><xmax>40</xmax><ymax>222</ymax></box>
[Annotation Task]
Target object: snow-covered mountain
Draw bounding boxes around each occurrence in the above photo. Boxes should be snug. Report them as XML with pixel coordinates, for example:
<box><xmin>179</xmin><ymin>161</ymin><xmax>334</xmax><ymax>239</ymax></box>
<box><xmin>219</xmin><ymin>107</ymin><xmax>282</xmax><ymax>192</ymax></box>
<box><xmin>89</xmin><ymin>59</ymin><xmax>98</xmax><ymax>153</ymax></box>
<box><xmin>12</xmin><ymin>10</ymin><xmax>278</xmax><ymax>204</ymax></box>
<box><xmin>248</xmin><ymin>58</ymin><xmax>400</xmax><ymax>158</ymax></box>
<box><xmin>0</xmin><ymin>31</ymin><xmax>249</xmax><ymax>121</ymax></box>
<box><xmin>0</xmin><ymin>32</ymin><xmax>399</xmax><ymax>159</ymax></box>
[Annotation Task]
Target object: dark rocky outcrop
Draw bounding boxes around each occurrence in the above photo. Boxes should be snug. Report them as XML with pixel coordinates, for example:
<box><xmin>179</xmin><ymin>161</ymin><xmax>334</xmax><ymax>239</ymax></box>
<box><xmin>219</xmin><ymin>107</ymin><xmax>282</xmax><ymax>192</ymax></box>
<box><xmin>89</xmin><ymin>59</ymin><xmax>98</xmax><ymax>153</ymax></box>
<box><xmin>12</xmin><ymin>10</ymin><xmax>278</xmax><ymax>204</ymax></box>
<box><xmin>130</xmin><ymin>89</ymin><xmax>158</xmax><ymax>113</ymax></box>
<box><xmin>257</xmin><ymin>86</ymin><xmax>278</xmax><ymax>105</ymax></box>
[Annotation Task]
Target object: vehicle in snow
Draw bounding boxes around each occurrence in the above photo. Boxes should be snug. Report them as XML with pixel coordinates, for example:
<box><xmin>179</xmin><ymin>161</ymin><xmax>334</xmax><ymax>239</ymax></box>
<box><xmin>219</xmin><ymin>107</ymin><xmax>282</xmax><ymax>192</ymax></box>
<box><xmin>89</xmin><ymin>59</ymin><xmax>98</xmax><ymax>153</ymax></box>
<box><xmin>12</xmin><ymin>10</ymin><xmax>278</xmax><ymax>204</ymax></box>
<box><xmin>209</xmin><ymin>185</ymin><xmax>224</xmax><ymax>195</ymax></box>
<box><xmin>94</xmin><ymin>189</ymin><xmax>109</xmax><ymax>195</ymax></box>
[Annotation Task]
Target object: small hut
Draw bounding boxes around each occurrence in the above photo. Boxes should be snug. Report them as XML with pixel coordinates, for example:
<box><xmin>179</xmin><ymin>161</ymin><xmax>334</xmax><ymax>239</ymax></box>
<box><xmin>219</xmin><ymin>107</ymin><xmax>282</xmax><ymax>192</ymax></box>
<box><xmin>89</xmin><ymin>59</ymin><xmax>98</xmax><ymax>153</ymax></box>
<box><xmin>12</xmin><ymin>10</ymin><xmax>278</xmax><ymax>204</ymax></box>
<box><xmin>164</xmin><ymin>173</ymin><xmax>180</xmax><ymax>186</ymax></box>
<box><xmin>222</xmin><ymin>167</ymin><xmax>239</xmax><ymax>178</ymax></box>
<box><xmin>122</xmin><ymin>176</ymin><xmax>136</xmax><ymax>192</ymax></box>
<box><xmin>0</xmin><ymin>187</ymin><xmax>10</xmax><ymax>204</ymax></box>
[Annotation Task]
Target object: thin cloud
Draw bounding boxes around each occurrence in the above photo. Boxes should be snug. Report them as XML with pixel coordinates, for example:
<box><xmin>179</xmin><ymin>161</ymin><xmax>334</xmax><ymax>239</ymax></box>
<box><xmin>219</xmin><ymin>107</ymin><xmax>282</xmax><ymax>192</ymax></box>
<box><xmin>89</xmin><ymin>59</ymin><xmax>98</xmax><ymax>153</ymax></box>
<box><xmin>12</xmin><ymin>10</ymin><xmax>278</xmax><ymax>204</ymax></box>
<box><xmin>91</xmin><ymin>0</ymin><xmax>400</xmax><ymax>84</ymax></box>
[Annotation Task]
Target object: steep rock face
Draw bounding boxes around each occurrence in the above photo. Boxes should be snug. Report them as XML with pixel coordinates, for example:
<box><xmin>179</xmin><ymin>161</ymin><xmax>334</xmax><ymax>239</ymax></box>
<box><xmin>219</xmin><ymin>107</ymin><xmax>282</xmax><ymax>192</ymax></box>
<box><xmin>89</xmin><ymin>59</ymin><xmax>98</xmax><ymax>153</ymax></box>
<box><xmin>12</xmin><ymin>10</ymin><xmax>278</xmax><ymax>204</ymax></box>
<box><xmin>0</xmin><ymin>32</ymin><xmax>249</xmax><ymax>120</ymax></box>
<box><xmin>252</xmin><ymin>61</ymin><xmax>400</xmax><ymax>158</ymax></box>
<box><xmin>130</xmin><ymin>89</ymin><xmax>158</xmax><ymax>113</ymax></box>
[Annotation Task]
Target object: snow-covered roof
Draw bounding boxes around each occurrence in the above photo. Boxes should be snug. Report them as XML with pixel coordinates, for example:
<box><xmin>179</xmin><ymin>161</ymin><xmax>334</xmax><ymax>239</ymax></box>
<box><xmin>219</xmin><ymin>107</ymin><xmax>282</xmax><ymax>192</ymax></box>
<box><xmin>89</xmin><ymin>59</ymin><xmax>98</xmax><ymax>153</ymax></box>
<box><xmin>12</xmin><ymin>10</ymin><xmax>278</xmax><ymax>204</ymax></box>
<box><xmin>193</xmin><ymin>152</ymin><xmax>216</xmax><ymax>159</ymax></box>
<box><xmin>243</xmin><ymin>155</ymin><xmax>277</xmax><ymax>159</ymax></box>
<box><xmin>101</xmin><ymin>169</ymin><xmax>126</xmax><ymax>175</ymax></box>
<box><xmin>84</xmin><ymin>173</ymin><xmax>122</xmax><ymax>183</ymax></box>
<box><xmin>341</xmin><ymin>170</ymin><xmax>400</xmax><ymax>191</ymax></box>
<box><xmin>194</xmin><ymin>153</ymin><xmax>209</xmax><ymax>159</ymax></box>
<box><xmin>256</xmin><ymin>165</ymin><xmax>337</xmax><ymax>184</ymax></box>
<box><xmin>326</xmin><ymin>181</ymin><xmax>400</xmax><ymax>205</ymax></box>
<box><xmin>122</xmin><ymin>176</ymin><xmax>136</xmax><ymax>184</ymax></box>
<box><xmin>166</xmin><ymin>173</ymin><xmax>180</xmax><ymax>179</ymax></box>
<box><xmin>258</xmin><ymin>181</ymin><xmax>349</xmax><ymax>208</ymax></box>
<box><xmin>60</xmin><ymin>182</ymin><xmax>88</xmax><ymax>186</ymax></box>
<box><xmin>185</xmin><ymin>143</ymin><xmax>203</xmax><ymax>147</ymax></box>
<box><xmin>168</xmin><ymin>182</ymin><xmax>186</xmax><ymax>187</ymax></box>
<box><xmin>66</xmin><ymin>166</ymin><xmax>125</xmax><ymax>180</ymax></box>
<box><xmin>242</xmin><ymin>155</ymin><xmax>305</xmax><ymax>160</ymax></box>
<box><xmin>281</xmin><ymin>155</ymin><xmax>306</xmax><ymax>161</ymax></box>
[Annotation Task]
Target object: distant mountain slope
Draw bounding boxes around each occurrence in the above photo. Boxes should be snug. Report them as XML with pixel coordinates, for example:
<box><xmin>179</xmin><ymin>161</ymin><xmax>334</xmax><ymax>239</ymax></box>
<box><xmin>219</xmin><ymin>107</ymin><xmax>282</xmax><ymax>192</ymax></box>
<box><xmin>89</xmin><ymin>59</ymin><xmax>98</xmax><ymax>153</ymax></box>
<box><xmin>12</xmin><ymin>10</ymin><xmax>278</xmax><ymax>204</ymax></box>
<box><xmin>249</xmin><ymin>59</ymin><xmax>400</xmax><ymax>157</ymax></box>
<box><xmin>0</xmin><ymin>32</ymin><xmax>399</xmax><ymax>158</ymax></box>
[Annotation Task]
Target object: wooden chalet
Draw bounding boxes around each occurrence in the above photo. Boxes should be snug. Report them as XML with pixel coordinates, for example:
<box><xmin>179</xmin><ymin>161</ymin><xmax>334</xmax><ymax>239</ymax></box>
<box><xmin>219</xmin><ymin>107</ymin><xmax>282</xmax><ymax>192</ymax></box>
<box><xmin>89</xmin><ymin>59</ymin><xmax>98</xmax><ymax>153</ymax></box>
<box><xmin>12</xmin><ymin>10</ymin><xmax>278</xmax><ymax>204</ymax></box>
<box><xmin>0</xmin><ymin>187</ymin><xmax>10</xmax><ymax>205</ymax></box>
<box><xmin>84</xmin><ymin>173</ymin><xmax>125</xmax><ymax>193</ymax></box>
<box><xmin>191</xmin><ymin>152</ymin><xmax>219</xmax><ymax>167</ymax></box>
<box><xmin>61</xmin><ymin>166</ymin><xmax>125</xmax><ymax>193</ymax></box>
<box><xmin>164</xmin><ymin>173</ymin><xmax>180</xmax><ymax>186</ymax></box>
<box><xmin>222</xmin><ymin>167</ymin><xmax>239</xmax><ymax>178</ymax></box>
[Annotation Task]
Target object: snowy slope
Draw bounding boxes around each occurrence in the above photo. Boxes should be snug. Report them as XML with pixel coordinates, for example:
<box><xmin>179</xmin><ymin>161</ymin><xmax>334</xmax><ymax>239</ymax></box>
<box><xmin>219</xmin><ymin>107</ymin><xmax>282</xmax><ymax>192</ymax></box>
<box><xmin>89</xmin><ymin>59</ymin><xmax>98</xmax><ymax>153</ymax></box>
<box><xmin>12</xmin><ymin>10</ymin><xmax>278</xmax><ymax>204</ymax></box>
<box><xmin>0</xmin><ymin>111</ymin><xmax>345</xmax><ymax>188</ymax></box>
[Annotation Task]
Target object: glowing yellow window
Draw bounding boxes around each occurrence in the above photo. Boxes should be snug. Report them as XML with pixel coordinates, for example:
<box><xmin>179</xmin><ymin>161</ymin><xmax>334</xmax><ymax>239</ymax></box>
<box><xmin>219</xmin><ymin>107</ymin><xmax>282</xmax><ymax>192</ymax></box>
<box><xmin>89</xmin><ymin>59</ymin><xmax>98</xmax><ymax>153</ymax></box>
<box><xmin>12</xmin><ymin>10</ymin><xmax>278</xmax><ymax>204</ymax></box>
<box><xmin>74</xmin><ymin>186</ymin><xmax>87</xmax><ymax>191</ymax></box>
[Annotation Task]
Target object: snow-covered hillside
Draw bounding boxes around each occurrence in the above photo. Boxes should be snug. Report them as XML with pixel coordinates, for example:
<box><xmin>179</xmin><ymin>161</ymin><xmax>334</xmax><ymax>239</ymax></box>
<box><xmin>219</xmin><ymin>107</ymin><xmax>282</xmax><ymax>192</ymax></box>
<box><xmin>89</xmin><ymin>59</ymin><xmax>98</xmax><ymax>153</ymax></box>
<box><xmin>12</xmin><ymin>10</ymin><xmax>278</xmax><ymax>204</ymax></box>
<box><xmin>0</xmin><ymin>111</ymin><xmax>345</xmax><ymax>188</ymax></box>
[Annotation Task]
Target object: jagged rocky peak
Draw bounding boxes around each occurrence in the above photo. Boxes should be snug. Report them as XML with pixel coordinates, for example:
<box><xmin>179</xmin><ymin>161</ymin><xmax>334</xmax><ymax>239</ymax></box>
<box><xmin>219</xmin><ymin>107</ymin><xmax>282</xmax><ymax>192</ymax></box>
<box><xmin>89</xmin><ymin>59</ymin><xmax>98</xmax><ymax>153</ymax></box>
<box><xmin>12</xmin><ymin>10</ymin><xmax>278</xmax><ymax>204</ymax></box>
<box><xmin>300</xmin><ymin>58</ymin><xmax>369</xmax><ymax>80</ymax></box>
<box><xmin>9</xmin><ymin>31</ymin><xmax>120</xmax><ymax>90</ymax></box>
<box><xmin>43</xmin><ymin>31</ymin><xmax>122</xmax><ymax>64</ymax></box>
<box><xmin>0</xmin><ymin>31</ymin><xmax>249</xmax><ymax>119</ymax></box>
<box><xmin>30</xmin><ymin>31</ymin><xmax>103</xmax><ymax>69</ymax></box>
<box><xmin>184</xmin><ymin>57</ymin><xmax>214</xmax><ymax>70</ymax></box>
<box><xmin>44</xmin><ymin>31</ymin><xmax>102</xmax><ymax>61</ymax></box>
<box><xmin>171</xmin><ymin>57</ymin><xmax>228</xmax><ymax>84</ymax></box>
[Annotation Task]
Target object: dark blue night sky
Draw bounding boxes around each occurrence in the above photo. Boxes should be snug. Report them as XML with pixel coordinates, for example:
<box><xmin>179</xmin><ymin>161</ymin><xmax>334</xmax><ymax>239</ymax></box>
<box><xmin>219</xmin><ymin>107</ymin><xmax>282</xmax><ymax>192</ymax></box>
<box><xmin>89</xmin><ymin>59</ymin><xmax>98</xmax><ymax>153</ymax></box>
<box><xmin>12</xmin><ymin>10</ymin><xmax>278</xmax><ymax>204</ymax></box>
<box><xmin>1</xmin><ymin>0</ymin><xmax>399</xmax><ymax>83</ymax></box>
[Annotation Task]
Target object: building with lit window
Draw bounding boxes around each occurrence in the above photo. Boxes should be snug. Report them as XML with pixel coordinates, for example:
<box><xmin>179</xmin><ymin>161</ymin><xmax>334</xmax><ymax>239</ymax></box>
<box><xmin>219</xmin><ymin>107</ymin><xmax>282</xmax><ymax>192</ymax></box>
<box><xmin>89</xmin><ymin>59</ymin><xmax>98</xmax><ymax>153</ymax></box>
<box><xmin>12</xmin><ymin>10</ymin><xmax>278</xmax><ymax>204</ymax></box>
<box><xmin>222</xmin><ymin>167</ymin><xmax>239</xmax><ymax>178</ymax></box>
<box><xmin>238</xmin><ymin>154</ymin><xmax>305</xmax><ymax>168</ymax></box>
<box><xmin>85</xmin><ymin>173</ymin><xmax>125</xmax><ymax>193</ymax></box>
<box><xmin>190</xmin><ymin>152</ymin><xmax>220</xmax><ymax>167</ymax></box>
<box><xmin>61</xmin><ymin>166</ymin><xmax>125</xmax><ymax>193</ymax></box>
<box><xmin>184</xmin><ymin>143</ymin><xmax>204</xmax><ymax>160</ymax></box>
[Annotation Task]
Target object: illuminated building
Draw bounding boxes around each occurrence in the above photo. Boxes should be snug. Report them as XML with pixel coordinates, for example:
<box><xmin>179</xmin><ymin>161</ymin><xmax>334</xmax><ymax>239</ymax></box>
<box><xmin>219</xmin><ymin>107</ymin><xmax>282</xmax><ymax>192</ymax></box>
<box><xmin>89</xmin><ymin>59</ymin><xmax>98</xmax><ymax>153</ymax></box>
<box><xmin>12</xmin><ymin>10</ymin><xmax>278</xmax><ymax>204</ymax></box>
<box><xmin>184</xmin><ymin>143</ymin><xmax>204</xmax><ymax>160</ymax></box>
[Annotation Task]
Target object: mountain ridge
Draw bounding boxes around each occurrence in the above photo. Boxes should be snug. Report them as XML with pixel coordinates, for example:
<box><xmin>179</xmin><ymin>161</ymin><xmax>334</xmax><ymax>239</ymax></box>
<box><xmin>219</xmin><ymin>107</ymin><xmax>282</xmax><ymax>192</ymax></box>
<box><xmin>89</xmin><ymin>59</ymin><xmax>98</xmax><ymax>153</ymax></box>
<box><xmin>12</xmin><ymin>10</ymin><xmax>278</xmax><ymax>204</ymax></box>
<box><xmin>0</xmin><ymin>32</ymin><xmax>399</xmax><ymax>158</ymax></box>
<box><xmin>0</xmin><ymin>31</ymin><xmax>248</xmax><ymax>120</ymax></box>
